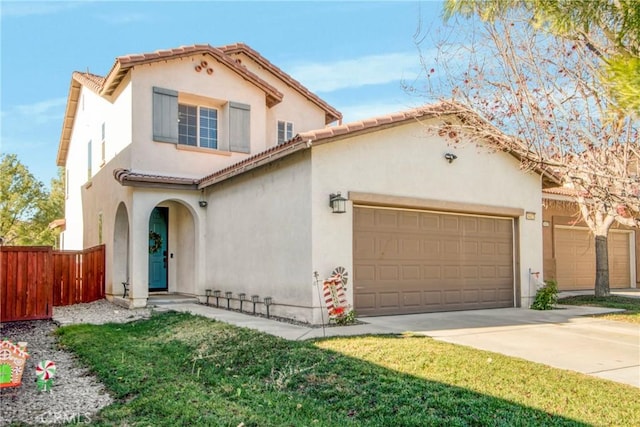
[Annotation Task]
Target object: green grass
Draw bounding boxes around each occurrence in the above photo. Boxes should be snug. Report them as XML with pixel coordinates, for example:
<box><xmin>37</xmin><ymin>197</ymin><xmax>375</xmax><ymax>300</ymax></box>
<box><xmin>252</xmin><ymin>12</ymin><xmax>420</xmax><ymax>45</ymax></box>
<box><xmin>56</xmin><ymin>312</ymin><xmax>640</xmax><ymax>426</ymax></box>
<box><xmin>558</xmin><ymin>295</ymin><xmax>640</xmax><ymax>323</ymax></box>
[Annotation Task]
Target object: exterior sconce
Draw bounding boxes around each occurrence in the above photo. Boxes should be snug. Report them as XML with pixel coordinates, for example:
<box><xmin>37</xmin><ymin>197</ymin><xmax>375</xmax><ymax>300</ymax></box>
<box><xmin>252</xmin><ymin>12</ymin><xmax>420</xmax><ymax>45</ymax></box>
<box><xmin>525</xmin><ymin>212</ymin><xmax>536</xmax><ymax>220</ymax></box>
<box><xmin>444</xmin><ymin>153</ymin><xmax>457</xmax><ymax>163</ymax></box>
<box><xmin>199</xmin><ymin>190</ymin><xmax>208</xmax><ymax>208</ymax></box>
<box><xmin>329</xmin><ymin>192</ymin><xmax>347</xmax><ymax>214</ymax></box>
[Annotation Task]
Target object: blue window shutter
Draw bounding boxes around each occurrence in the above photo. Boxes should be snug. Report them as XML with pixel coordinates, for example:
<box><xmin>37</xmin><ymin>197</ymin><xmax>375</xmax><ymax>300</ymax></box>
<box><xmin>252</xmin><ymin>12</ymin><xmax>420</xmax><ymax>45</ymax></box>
<box><xmin>229</xmin><ymin>102</ymin><xmax>250</xmax><ymax>153</ymax></box>
<box><xmin>153</xmin><ymin>87</ymin><xmax>178</xmax><ymax>143</ymax></box>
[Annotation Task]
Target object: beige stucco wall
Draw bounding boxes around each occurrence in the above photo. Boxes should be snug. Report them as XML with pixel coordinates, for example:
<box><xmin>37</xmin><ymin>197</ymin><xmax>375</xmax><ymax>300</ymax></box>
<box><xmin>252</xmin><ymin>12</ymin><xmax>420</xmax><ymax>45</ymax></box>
<box><xmin>128</xmin><ymin>56</ymin><xmax>269</xmax><ymax>178</ymax></box>
<box><xmin>203</xmin><ymin>151</ymin><xmax>314</xmax><ymax>322</ymax></box>
<box><xmin>310</xmin><ymin>120</ymin><xmax>544</xmax><ymax>310</ymax></box>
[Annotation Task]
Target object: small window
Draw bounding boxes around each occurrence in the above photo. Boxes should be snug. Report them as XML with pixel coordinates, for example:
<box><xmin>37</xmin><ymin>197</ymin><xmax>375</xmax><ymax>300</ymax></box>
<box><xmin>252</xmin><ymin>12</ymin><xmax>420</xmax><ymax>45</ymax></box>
<box><xmin>178</xmin><ymin>104</ymin><xmax>217</xmax><ymax>149</ymax></box>
<box><xmin>100</xmin><ymin>122</ymin><xmax>106</xmax><ymax>165</ymax></box>
<box><xmin>87</xmin><ymin>140</ymin><xmax>92</xmax><ymax>180</ymax></box>
<box><xmin>277</xmin><ymin>120</ymin><xmax>294</xmax><ymax>145</ymax></box>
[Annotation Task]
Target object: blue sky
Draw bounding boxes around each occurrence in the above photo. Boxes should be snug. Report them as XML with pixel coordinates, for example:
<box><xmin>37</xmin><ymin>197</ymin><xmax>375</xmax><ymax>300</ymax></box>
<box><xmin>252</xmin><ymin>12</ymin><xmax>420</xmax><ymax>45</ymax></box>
<box><xmin>1</xmin><ymin>0</ymin><xmax>448</xmax><ymax>187</ymax></box>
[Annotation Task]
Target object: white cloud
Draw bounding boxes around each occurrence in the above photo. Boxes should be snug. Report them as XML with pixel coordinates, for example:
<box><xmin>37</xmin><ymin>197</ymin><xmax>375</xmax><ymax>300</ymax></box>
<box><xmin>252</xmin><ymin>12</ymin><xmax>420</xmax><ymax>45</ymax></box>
<box><xmin>289</xmin><ymin>51</ymin><xmax>433</xmax><ymax>93</ymax></box>
<box><xmin>6</xmin><ymin>97</ymin><xmax>67</xmax><ymax>125</ymax></box>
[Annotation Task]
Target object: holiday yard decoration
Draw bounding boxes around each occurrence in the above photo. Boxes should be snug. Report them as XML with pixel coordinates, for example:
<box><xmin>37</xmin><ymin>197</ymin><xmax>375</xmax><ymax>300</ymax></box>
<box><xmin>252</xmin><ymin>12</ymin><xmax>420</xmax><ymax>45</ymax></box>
<box><xmin>0</xmin><ymin>339</ymin><xmax>29</xmax><ymax>388</ymax></box>
<box><xmin>323</xmin><ymin>272</ymin><xmax>351</xmax><ymax>322</ymax></box>
<box><xmin>36</xmin><ymin>360</ymin><xmax>56</xmax><ymax>391</ymax></box>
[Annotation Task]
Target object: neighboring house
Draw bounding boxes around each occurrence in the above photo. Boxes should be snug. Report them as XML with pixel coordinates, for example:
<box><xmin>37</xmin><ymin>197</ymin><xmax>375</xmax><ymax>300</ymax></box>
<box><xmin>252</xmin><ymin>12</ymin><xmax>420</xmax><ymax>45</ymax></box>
<box><xmin>58</xmin><ymin>43</ymin><xmax>544</xmax><ymax>324</ymax></box>
<box><xmin>542</xmin><ymin>187</ymin><xmax>639</xmax><ymax>291</ymax></box>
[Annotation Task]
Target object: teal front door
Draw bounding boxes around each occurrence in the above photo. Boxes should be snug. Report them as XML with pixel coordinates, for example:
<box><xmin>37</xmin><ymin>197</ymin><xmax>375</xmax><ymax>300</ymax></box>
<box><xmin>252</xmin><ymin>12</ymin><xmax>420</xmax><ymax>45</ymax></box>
<box><xmin>148</xmin><ymin>207</ymin><xmax>168</xmax><ymax>291</ymax></box>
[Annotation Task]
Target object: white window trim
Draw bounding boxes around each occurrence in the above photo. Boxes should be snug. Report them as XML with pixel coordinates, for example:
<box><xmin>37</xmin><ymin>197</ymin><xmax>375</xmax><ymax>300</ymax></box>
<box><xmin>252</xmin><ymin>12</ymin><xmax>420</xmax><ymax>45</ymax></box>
<box><xmin>277</xmin><ymin>120</ymin><xmax>294</xmax><ymax>145</ymax></box>
<box><xmin>178</xmin><ymin>103</ymin><xmax>219</xmax><ymax>149</ymax></box>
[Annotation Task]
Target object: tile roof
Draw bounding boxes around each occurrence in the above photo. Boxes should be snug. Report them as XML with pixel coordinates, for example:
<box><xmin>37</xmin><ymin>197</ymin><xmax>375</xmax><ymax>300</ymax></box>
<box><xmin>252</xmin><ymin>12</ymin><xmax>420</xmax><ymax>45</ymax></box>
<box><xmin>296</xmin><ymin>104</ymin><xmax>449</xmax><ymax>143</ymax></box>
<box><xmin>58</xmin><ymin>42</ymin><xmax>343</xmax><ymax>167</ymax></box>
<box><xmin>542</xmin><ymin>187</ymin><xmax>584</xmax><ymax>197</ymax></box>
<box><xmin>220</xmin><ymin>43</ymin><xmax>342</xmax><ymax>125</ymax></box>
<box><xmin>113</xmin><ymin>169</ymin><xmax>199</xmax><ymax>189</ymax></box>
<box><xmin>102</xmin><ymin>44</ymin><xmax>283</xmax><ymax>106</ymax></box>
<box><xmin>72</xmin><ymin>72</ymin><xmax>105</xmax><ymax>93</ymax></box>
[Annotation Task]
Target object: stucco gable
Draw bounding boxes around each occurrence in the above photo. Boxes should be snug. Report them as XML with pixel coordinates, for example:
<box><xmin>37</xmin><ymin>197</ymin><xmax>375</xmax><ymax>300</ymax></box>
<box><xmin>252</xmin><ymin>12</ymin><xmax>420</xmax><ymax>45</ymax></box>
<box><xmin>220</xmin><ymin>43</ymin><xmax>342</xmax><ymax>125</ymax></box>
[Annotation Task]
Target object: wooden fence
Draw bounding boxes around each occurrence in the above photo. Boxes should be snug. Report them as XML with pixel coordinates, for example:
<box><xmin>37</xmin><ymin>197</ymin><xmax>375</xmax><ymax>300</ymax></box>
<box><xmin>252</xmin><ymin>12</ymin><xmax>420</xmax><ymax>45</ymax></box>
<box><xmin>1</xmin><ymin>245</ymin><xmax>105</xmax><ymax>322</ymax></box>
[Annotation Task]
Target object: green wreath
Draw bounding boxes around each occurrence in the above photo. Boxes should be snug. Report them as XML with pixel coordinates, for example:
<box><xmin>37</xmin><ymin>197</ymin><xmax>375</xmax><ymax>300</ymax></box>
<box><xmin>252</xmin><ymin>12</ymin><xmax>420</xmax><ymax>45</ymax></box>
<box><xmin>149</xmin><ymin>230</ymin><xmax>163</xmax><ymax>254</ymax></box>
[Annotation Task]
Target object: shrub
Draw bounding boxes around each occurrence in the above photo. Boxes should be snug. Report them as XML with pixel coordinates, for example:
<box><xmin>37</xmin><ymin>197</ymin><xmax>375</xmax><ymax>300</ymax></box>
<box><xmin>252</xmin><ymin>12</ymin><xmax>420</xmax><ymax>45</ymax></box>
<box><xmin>531</xmin><ymin>279</ymin><xmax>558</xmax><ymax>310</ymax></box>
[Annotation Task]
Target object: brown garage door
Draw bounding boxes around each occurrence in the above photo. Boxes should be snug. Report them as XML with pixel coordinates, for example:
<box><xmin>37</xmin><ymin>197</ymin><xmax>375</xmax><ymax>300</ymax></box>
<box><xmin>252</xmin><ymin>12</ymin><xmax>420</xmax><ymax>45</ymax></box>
<box><xmin>554</xmin><ymin>227</ymin><xmax>630</xmax><ymax>290</ymax></box>
<box><xmin>353</xmin><ymin>206</ymin><xmax>514</xmax><ymax>316</ymax></box>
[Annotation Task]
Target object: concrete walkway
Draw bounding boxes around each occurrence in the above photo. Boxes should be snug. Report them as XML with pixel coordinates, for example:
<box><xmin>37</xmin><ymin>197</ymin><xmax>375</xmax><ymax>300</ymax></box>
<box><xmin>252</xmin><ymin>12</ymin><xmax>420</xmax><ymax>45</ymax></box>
<box><xmin>157</xmin><ymin>303</ymin><xmax>639</xmax><ymax>388</ymax></box>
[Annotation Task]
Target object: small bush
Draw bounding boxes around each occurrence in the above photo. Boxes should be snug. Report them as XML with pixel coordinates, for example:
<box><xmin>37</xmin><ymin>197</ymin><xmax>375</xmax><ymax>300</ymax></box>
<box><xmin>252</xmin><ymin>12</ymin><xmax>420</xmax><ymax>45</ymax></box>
<box><xmin>531</xmin><ymin>279</ymin><xmax>558</xmax><ymax>310</ymax></box>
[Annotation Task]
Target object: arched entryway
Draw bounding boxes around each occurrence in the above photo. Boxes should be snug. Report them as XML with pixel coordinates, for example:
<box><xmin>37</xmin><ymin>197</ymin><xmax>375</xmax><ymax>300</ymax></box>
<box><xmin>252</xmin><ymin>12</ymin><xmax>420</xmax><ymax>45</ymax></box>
<box><xmin>113</xmin><ymin>202</ymin><xmax>130</xmax><ymax>296</ymax></box>
<box><xmin>148</xmin><ymin>200</ymin><xmax>197</xmax><ymax>294</ymax></box>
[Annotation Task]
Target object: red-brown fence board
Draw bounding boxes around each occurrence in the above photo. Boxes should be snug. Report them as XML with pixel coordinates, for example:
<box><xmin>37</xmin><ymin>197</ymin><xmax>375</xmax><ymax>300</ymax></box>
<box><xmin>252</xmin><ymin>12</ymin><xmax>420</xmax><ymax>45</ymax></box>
<box><xmin>0</xmin><ymin>246</ymin><xmax>53</xmax><ymax>322</ymax></box>
<box><xmin>1</xmin><ymin>245</ymin><xmax>105</xmax><ymax>322</ymax></box>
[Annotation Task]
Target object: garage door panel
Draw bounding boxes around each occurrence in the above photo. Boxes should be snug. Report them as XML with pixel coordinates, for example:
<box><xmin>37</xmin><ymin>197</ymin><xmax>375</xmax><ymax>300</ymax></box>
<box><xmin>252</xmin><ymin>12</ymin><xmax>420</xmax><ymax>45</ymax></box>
<box><xmin>354</xmin><ymin>293</ymin><xmax>376</xmax><ymax>310</ymax></box>
<box><xmin>423</xmin><ymin>291</ymin><xmax>442</xmax><ymax>306</ymax></box>
<box><xmin>481</xmin><ymin>289</ymin><xmax>497</xmax><ymax>302</ymax></box>
<box><xmin>354</xmin><ymin>265</ymin><xmax>375</xmax><ymax>281</ymax></box>
<box><xmin>444</xmin><ymin>290</ymin><xmax>462</xmax><ymax>304</ymax></box>
<box><xmin>442</xmin><ymin>216</ymin><xmax>460</xmax><ymax>232</ymax></box>
<box><xmin>444</xmin><ymin>266</ymin><xmax>461</xmax><ymax>279</ymax></box>
<box><xmin>379</xmin><ymin>292</ymin><xmax>400</xmax><ymax>308</ymax></box>
<box><xmin>354</xmin><ymin>207</ymin><xmax>514</xmax><ymax>315</ymax></box>
<box><xmin>403</xmin><ymin>291</ymin><xmax>422</xmax><ymax>306</ymax></box>
<box><xmin>463</xmin><ymin>290</ymin><xmax>480</xmax><ymax>303</ymax></box>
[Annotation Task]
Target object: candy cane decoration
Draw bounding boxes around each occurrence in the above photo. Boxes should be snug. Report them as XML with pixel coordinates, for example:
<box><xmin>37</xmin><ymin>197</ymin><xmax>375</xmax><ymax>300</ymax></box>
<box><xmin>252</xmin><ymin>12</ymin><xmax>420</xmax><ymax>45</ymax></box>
<box><xmin>323</xmin><ymin>275</ymin><xmax>348</xmax><ymax>319</ymax></box>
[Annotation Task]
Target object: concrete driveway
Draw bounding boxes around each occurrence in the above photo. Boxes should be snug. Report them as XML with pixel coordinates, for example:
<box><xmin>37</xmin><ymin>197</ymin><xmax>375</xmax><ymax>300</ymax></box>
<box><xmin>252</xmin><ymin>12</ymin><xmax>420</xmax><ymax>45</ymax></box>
<box><xmin>162</xmin><ymin>303</ymin><xmax>639</xmax><ymax>388</ymax></box>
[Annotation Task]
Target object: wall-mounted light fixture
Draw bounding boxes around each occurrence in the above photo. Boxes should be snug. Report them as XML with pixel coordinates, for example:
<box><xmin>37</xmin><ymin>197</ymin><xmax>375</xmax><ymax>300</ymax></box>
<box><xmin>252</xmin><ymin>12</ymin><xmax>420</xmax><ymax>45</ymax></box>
<box><xmin>525</xmin><ymin>211</ymin><xmax>536</xmax><ymax>220</ymax></box>
<box><xmin>199</xmin><ymin>190</ymin><xmax>208</xmax><ymax>208</ymax></box>
<box><xmin>444</xmin><ymin>153</ymin><xmax>458</xmax><ymax>163</ymax></box>
<box><xmin>329</xmin><ymin>192</ymin><xmax>347</xmax><ymax>214</ymax></box>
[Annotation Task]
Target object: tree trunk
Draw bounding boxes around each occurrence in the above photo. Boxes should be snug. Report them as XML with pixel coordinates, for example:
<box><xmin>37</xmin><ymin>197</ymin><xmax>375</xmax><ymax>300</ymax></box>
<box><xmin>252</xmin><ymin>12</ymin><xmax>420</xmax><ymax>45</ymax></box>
<box><xmin>594</xmin><ymin>234</ymin><xmax>610</xmax><ymax>297</ymax></box>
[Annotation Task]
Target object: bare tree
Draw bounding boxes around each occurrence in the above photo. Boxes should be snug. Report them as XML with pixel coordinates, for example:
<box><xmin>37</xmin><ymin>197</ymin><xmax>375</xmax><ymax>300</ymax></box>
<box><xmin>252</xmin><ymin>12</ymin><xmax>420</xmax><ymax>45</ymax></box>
<box><xmin>414</xmin><ymin>9</ymin><xmax>639</xmax><ymax>296</ymax></box>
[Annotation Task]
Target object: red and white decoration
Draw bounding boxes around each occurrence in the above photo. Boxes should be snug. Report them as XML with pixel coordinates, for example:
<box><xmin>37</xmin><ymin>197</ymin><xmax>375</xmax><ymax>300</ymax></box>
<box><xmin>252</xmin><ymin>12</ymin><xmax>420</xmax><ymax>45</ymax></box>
<box><xmin>323</xmin><ymin>268</ymin><xmax>349</xmax><ymax>319</ymax></box>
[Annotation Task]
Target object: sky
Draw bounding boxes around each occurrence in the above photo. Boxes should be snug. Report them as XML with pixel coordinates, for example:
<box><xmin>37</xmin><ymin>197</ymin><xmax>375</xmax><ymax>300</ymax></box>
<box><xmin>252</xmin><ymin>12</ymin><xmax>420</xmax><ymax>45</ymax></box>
<box><xmin>0</xmin><ymin>0</ymin><xmax>451</xmax><ymax>187</ymax></box>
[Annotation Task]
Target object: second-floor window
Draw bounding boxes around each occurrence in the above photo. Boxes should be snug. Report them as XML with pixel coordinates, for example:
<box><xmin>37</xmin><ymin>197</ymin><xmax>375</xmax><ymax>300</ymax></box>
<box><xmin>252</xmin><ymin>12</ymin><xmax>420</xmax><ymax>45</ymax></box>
<box><xmin>178</xmin><ymin>104</ymin><xmax>218</xmax><ymax>149</ymax></box>
<box><xmin>153</xmin><ymin>87</ymin><xmax>250</xmax><ymax>153</ymax></box>
<box><xmin>277</xmin><ymin>120</ymin><xmax>294</xmax><ymax>145</ymax></box>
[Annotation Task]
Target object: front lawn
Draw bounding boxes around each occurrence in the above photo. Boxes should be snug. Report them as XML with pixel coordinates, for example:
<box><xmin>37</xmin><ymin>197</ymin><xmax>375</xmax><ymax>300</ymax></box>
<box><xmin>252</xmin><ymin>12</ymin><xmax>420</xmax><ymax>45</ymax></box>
<box><xmin>56</xmin><ymin>312</ymin><xmax>639</xmax><ymax>426</ymax></box>
<box><xmin>558</xmin><ymin>295</ymin><xmax>640</xmax><ymax>323</ymax></box>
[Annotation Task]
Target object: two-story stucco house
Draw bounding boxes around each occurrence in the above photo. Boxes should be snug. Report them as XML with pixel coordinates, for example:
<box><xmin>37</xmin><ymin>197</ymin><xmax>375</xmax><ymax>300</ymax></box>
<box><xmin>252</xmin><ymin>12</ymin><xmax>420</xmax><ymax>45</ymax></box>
<box><xmin>57</xmin><ymin>43</ymin><xmax>545</xmax><ymax>324</ymax></box>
